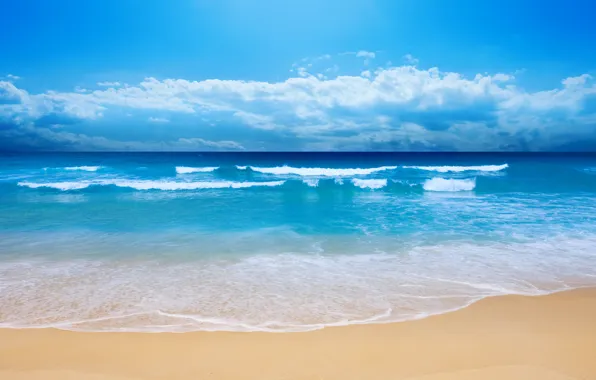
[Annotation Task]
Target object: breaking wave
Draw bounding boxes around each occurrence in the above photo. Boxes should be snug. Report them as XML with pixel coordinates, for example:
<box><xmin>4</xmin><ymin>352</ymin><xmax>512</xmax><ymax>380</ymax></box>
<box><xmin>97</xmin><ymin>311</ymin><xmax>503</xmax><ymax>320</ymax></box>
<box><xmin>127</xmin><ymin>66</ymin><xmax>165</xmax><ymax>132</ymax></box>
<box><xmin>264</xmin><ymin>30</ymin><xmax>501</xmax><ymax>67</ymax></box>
<box><xmin>55</xmin><ymin>166</ymin><xmax>103</xmax><ymax>172</ymax></box>
<box><xmin>403</xmin><ymin>164</ymin><xmax>508</xmax><ymax>173</ymax></box>
<box><xmin>303</xmin><ymin>179</ymin><xmax>319</xmax><ymax>187</ymax></box>
<box><xmin>352</xmin><ymin>178</ymin><xmax>387</xmax><ymax>190</ymax></box>
<box><xmin>16</xmin><ymin>177</ymin><xmax>479</xmax><ymax>192</ymax></box>
<box><xmin>243</xmin><ymin>165</ymin><xmax>398</xmax><ymax>176</ymax></box>
<box><xmin>18</xmin><ymin>180</ymin><xmax>286</xmax><ymax>191</ymax></box>
<box><xmin>423</xmin><ymin>178</ymin><xmax>476</xmax><ymax>192</ymax></box>
<box><xmin>175</xmin><ymin>166</ymin><xmax>218</xmax><ymax>174</ymax></box>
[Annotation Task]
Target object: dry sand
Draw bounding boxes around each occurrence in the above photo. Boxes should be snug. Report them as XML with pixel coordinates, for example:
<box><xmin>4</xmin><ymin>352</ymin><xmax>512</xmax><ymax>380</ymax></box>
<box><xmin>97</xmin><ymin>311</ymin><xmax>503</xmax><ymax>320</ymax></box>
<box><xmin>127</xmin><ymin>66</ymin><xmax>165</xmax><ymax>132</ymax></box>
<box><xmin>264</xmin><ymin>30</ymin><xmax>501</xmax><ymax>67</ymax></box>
<box><xmin>1</xmin><ymin>288</ymin><xmax>595</xmax><ymax>380</ymax></box>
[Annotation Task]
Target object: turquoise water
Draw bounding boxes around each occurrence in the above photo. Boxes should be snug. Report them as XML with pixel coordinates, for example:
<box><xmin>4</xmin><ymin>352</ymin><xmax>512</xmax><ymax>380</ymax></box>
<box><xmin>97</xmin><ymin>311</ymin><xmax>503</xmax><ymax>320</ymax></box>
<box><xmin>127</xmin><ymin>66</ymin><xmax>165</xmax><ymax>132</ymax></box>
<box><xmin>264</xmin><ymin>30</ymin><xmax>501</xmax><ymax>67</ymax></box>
<box><xmin>1</xmin><ymin>152</ymin><xmax>596</xmax><ymax>332</ymax></box>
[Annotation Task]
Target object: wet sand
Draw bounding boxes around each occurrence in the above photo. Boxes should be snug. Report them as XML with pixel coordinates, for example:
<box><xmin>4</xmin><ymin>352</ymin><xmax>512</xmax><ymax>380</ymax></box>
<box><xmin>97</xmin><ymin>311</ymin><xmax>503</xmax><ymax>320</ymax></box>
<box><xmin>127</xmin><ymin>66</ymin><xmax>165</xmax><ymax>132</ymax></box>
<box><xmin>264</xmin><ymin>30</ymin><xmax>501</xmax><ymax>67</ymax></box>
<box><xmin>1</xmin><ymin>288</ymin><xmax>595</xmax><ymax>380</ymax></box>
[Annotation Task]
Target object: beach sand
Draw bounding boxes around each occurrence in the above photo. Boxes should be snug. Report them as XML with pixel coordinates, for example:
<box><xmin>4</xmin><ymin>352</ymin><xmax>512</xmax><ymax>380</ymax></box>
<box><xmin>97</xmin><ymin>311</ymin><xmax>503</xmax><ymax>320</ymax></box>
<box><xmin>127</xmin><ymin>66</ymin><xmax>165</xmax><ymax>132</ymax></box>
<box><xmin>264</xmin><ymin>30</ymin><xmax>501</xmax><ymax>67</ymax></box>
<box><xmin>1</xmin><ymin>288</ymin><xmax>595</xmax><ymax>380</ymax></box>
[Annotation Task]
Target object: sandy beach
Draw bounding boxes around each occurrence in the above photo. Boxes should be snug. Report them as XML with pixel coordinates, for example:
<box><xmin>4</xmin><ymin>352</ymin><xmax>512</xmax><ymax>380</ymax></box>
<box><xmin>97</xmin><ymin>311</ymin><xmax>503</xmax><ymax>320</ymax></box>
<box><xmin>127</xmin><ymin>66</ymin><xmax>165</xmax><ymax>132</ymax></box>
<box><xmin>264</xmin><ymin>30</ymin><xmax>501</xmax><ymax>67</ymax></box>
<box><xmin>0</xmin><ymin>288</ymin><xmax>594</xmax><ymax>380</ymax></box>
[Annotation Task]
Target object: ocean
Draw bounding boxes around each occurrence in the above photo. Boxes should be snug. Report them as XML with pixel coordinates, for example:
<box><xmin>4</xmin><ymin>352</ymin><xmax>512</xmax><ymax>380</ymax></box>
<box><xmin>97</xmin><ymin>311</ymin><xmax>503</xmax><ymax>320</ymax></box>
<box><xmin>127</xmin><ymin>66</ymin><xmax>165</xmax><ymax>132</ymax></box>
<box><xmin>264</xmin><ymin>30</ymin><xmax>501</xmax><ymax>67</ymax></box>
<box><xmin>1</xmin><ymin>152</ymin><xmax>596</xmax><ymax>332</ymax></box>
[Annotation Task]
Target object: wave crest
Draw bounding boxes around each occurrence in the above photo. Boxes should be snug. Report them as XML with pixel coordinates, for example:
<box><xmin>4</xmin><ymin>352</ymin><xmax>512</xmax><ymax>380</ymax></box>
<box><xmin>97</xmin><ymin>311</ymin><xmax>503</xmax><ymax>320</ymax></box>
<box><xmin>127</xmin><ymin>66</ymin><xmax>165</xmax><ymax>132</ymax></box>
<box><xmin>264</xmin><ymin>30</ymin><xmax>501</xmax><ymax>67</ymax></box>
<box><xmin>303</xmin><ymin>179</ymin><xmax>319</xmax><ymax>187</ymax></box>
<box><xmin>18</xmin><ymin>180</ymin><xmax>286</xmax><ymax>191</ymax></box>
<box><xmin>423</xmin><ymin>178</ymin><xmax>476</xmax><ymax>192</ymax></box>
<box><xmin>403</xmin><ymin>164</ymin><xmax>508</xmax><ymax>173</ymax></box>
<box><xmin>352</xmin><ymin>179</ymin><xmax>387</xmax><ymax>190</ymax></box>
<box><xmin>18</xmin><ymin>181</ymin><xmax>93</xmax><ymax>191</ymax></box>
<box><xmin>175</xmin><ymin>166</ymin><xmax>218</xmax><ymax>174</ymax></box>
<box><xmin>245</xmin><ymin>165</ymin><xmax>397</xmax><ymax>176</ymax></box>
<box><xmin>62</xmin><ymin>166</ymin><xmax>102</xmax><ymax>172</ymax></box>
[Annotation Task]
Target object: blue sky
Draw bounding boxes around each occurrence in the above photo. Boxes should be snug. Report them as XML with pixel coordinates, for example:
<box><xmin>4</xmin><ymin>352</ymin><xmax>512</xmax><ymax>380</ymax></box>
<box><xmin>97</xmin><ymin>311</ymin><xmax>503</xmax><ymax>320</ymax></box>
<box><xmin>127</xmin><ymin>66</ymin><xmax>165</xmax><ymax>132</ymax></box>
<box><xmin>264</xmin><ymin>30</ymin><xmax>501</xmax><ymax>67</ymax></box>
<box><xmin>1</xmin><ymin>0</ymin><xmax>596</xmax><ymax>151</ymax></box>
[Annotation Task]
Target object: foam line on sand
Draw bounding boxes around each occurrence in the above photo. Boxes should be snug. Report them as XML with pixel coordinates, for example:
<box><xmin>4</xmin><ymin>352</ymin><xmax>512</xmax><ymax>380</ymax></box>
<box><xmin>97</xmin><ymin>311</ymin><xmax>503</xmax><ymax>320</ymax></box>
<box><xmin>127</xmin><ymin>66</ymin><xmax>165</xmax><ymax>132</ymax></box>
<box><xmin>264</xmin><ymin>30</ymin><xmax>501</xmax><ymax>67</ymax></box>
<box><xmin>1</xmin><ymin>288</ymin><xmax>595</xmax><ymax>380</ymax></box>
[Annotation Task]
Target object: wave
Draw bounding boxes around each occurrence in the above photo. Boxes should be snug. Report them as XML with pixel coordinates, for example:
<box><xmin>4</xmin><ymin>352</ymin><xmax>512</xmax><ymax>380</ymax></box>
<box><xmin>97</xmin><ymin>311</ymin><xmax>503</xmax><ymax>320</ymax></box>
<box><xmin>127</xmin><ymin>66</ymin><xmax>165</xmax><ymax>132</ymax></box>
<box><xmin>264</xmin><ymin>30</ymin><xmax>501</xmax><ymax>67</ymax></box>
<box><xmin>17</xmin><ymin>178</ymin><xmax>477</xmax><ymax>192</ymax></box>
<box><xmin>18</xmin><ymin>181</ymin><xmax>93</xmax><ymax>191</ymax></box>
<box><xmin>18</xmin><ymin>180</ymin><xmax>286</xmax><ymax>191</ymax></box>
<box><xmin>352</xmin><ymin>178</ymin><xmax>387</xmax><ymax>190</ymax></box>
<box><xmin>303</xmin><ymin>179</ymin><xmax>319</xmax><ymax>187</ymax></box>
<box><xmin>2</xmin><ymin>234</ymin><xmax>595</xmax><ymax>333</ymax></box>
<box><xmin>175</xmin><ymin>166</ymin><xmax>218</xmax><ymax>174</ymax></box>
<box><xmin>242</xmin><ymin>165</ymin><xmax>397</xmax><ymax>176</ymax></box>
<box><xmin>423</xmin><ymin>178</ymin><xmax>476</xmax><ymax>192</ymax></box>
<box><xmin>403</xmin><ymin>164</ymin><xmax>508</xmax><ymax>173</ymax></box>
<box><xmin>59</xmin><ymin>166</ymin><xmax>103</xmax><ymax>172</ymax></box>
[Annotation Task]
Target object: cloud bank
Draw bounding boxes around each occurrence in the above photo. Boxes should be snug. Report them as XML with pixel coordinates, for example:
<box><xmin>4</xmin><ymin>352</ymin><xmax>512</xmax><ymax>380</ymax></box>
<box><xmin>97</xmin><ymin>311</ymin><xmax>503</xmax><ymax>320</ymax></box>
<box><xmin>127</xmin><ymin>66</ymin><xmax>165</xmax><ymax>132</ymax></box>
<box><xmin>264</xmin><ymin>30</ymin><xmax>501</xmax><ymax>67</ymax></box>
<box><xmin>1</xmin><ymin>58</ymin><xmax>596</xmax><ymax>151</ymax></box>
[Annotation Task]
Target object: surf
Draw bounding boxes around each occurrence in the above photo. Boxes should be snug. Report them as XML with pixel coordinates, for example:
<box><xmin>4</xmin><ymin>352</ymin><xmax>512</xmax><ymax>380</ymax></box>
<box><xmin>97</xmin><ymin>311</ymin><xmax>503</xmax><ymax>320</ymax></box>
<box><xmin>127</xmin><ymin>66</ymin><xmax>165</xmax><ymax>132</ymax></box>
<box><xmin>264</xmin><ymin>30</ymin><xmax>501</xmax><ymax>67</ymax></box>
<box><xmin>403</xmin><ymin>164</ymin><xmax>508</xmax><ymax>173</ymax></box>
<box><xmin>175</xmin><ymin>166</ymin><xmax>219</xmax><ymax>174</ymax></box>
<box><xmin>241</xmin><ymin>165</ymin><xmax>398</xmax><ymax>176</ymax></box>
<box><xmin>18</xmin><ymin>180</ymin><xmax>286</xmax><ymax>191</ymax></box>
<box><xmin>422</xmin><ymin>178</ymin><xmax>476</xmax><ymax>192</ymax></box>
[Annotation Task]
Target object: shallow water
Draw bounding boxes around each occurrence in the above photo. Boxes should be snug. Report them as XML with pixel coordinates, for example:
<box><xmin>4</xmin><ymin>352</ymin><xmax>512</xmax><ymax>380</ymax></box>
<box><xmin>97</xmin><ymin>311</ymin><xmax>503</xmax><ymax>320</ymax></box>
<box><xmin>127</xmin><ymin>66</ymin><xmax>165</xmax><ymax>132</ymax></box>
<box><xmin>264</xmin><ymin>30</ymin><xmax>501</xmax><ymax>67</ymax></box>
<box><xmin>1</xmin><ymin>152</ymin><xmax>596</xmax><ymax>332</ymax></box>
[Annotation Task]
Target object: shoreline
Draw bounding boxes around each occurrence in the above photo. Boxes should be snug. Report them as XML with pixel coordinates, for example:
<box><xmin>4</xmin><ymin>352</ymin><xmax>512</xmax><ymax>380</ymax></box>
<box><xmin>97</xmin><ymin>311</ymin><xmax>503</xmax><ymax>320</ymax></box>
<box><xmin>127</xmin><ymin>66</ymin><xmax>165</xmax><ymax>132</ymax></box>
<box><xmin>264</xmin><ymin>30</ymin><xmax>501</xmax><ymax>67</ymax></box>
<box><xmin>1</xmin><ymin>288</ymin><xmax>596</xmax><ymax>379</ymax></box>
<box><xmin>0</xmin><ymin>286</ymin><xmax>588</xmax><ymax>333</ymax></box>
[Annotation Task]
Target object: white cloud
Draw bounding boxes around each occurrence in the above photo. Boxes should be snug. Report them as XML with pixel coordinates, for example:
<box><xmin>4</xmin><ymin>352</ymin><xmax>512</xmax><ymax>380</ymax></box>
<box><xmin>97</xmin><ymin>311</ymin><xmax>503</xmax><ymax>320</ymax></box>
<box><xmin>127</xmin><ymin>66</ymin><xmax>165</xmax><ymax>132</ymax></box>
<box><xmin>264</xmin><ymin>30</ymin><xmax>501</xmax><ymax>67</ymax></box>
<box><xmin>339</xmin><ymin>51</ymin><xmax>377</xmax><ymax>65</ymax></box>
<box><xmin>6</xmin><ymin>74</ymin><xmax>21</xmax><ymax>81</ymax></box>
<box><xmin>0</xmin><ymin>81</ymin><xmax>30</xmax><ymax>112</ymax></box>
<box><xmin>562</xmin><ymin>74</ymin><xmax>592</xmax><ymax>87</ymax></box>
<box><xmin>1</xmin><ymin>69</ymin><xmax>588</xmax><ymax>119</ymax></box>
<box><xmin>2</xmin><ymin>60</ymin><xmax>596</xmax><ymax>151</ymax></box>
<box><xmin>403</xmin><ymin>54</ymin><xmax>419</xmax><ymax>65</ymax></box>
<box><xmin>97</xmin><ymin>81</ymin><xmax>122</xmax><ymax>87</ymax></box>
<box><xmin>296</xmin><ymin>67</ymin><xmax>309</xmax><ymax>78</ymax></box>
<box><xmin>177</xmin><ymin>137</ymin><xmax>245</xmax><ymax>150</ymax></box>
<box><xmin>1</xmin><ymin>123</ymin><xmax>245</xmax><ymax>151</ymax></box>
<box><xmin>325</xmin><ymin>65</ymin><xmax>340</xmax><ymax>75</ymax></box>
<box><xmin>290</xmin><ymin>54</ymin><xmax>334</xmax><ymax>75</ymax></box>
<box><xmin>356</xmin><ymin>50</ymin><xmax>376</xmax><ymax>66</ymax></box>
<box><xmin>356</xmin><ymin>50</ymin><xmax>376</xmax><ymax>59</ymax></box>
<box><xmin>233</xmin><ymin>111</ymin><xmax>279</xmax><ymax>130</ymax></box>
<box><xmin>148</xmin><ymin>117</ymin><xmax>170</xmax><ymax>123</ymax></box>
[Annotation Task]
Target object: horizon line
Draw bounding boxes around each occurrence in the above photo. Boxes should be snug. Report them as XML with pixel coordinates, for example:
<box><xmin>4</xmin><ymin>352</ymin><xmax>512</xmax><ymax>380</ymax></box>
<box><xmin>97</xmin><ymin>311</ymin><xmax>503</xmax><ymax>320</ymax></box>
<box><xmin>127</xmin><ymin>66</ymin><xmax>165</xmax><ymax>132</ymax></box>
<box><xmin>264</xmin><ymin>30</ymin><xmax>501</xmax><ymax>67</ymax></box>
<box><xmin>2</xmin><ymin>151</ymin><xmax>596</xmax><ymax>154</ymax></box>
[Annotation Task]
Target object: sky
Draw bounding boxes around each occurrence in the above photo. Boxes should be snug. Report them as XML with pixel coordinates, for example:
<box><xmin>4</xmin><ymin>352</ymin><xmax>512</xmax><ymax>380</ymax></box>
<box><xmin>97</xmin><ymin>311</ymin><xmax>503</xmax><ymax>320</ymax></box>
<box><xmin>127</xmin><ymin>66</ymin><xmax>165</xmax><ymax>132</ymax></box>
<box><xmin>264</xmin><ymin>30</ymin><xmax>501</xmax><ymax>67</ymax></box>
<box><xmin>1</xmin><ymin>0</ymin><xmax>596</xmax><ymax>151</ymax></box>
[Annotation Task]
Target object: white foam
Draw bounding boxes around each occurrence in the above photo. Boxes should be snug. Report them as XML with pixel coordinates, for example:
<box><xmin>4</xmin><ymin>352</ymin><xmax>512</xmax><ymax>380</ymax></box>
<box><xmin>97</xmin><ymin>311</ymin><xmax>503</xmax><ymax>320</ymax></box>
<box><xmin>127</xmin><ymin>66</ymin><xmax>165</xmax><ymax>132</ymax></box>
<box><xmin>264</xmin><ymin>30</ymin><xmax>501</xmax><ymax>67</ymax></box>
<box><xmin>423</xmin><ymin>177</ymin><xmax>476</xmax><ymax>192</ymax></box>
<box><xmin>18</xmin><ymin>180</ymin><xmax>286</xmax><ymax>191</ymax></box>
<box><xmin>64</xmin><ymin>166</ymin><xmax>103</xmax><ymax>172</ymax></box>
<box><xmin>236</xmin><ymin>166</ymin><xmax>248</xmax><ymax>170</ymax></box>
<box><xmin>246</xmin><ymin>165</ymin><xmax>397</xmax><ymax>176</ymax></box>
<box><xmin>403</xmin><ymin>164</ymin><xmax>508</xmax><ymax>173</ymax></box>
<box><xmin>18</xmin><ymin>181</ymin><xmax>93</xmax><ymax>190</ymax></box>
<box><xmin>115</xmin><ymin>180</ymin><xmax>286</xmax><ymax>190</ymax></box>
<box><xmin>1</xmin><ymin>234</ymin><xmax>595</xmax><ymax>333</ymax></box>
<box><xmin>352</xmin><ymin>178</ymin><xmax>387</xmax><ymax>190</ymax></box>
<box><xmin>175</xmin><ymin>166</ymin><xmax>218</xmax><ymax>174</ymax></box>
<box><xmin>303</xmin><ymin>179</ymin><xmax>319</xmax><ymax>187</ymax></box>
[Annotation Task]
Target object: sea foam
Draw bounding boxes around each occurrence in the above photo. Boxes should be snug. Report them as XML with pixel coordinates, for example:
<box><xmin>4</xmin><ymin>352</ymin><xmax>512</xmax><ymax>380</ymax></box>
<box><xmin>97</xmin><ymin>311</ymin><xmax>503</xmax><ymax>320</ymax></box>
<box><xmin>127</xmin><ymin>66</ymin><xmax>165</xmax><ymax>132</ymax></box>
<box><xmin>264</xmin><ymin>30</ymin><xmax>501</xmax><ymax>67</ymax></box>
<box><xmin>2</xmin><ymin>234</ymin><xmax>595</xmax><ymax>333</ymax></box>
<box><xmin>116</xmin><ymin>180</ymin><xmax>286</xmax><ymax>190</ymax></box>
<box><xmin>244</xmin><ymin>165</ymin><xmax>397</xmax><ymax>176</ymax></box>
<box><xmin>18</xmin><ymin>180</ymin><xmax>286</xmax><ymax>191</ymax></box>
<box><xmin>175</xmin><ymin>166</ymin><xmax>218</xmax><ymax>174</ymax></box>
<box><xmin>303</xmin><ymin>179</ymin><xmax>319</xmax><ymax>187</ymax></box>
<box><xmin>64</xmin><ymin>166</ymin><xmax>103</xmax><ymax>172</ymax></box>
<box><xmin>352</xmin><ymin>178</ymin><xmax>387</xmax><ymax>189</ymax></box>
<box><xmin>423</xmin><ymin>178</ymin><xmax>476</xmax><ymax>192</ymax></box>
<box><xmin>403</xmin><ymin>164</ymin><xmax>508</xmax><ymax>173</ymax></box>
<box><xmin>18</xmin><ymin>181</ymin><xmax>93</xmax><ymax>191</ymax></box>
